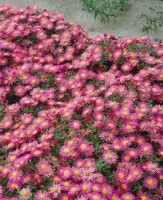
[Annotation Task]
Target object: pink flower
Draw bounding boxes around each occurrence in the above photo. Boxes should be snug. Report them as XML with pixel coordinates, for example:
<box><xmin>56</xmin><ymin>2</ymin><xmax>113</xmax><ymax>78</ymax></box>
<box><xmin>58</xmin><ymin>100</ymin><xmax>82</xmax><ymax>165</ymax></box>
<box><xmin>1</xmin><ymin>118</ymin><xmax>13</xmax><ymax>129</ymax></box>
<box><xmin>146</xmin><ymin>162</ymin><xmax>161</xmax><ymax>174</ymax></box>
<box><xmin>7</xmin><ymin>180</ymin><xmax>20</xmax><ymax>192</ymax></box>
<box><xmin>121</xmin><ymin>122</ymin><xmax>137</xmax><ymax>133</ymax></box>
<box><xmin>71</xmin><ymin>167</ymin><xmax>82</xmax><ymax>181</ymax></box>
<box><xmin>37</xmin><ymin>160</ymin><xmax>53</xmax><ymax>177</ymax></box>
<box><xmin>100</xmin><ymin>184</ymin><xmax>113</xmax><ymax>197</ymax></box>
<box><xmin>9</xmin><ymin>168</ymin><xmax>22</xmax><ymax>182</ymax></box>
<box><xmin>69</xmin><ymin>120</ymin><xmax>81</xmax><ymax>130</ymax></box>
<box><xmin>115</xmin><ymin>169</ymin><xmax>128</xmax><ymax>183</ymax></box>
<box><xmin>100</xmin><ymin>131</ymin><xmax>113</xmax><ymax>142</ymax></box>
<box><xmin>6</xmin><ymin>103</ymin><xmax>20</xmax><ymax>115</ymax></box>
<box><xmin>60</xmin><ymin>145</ymin><xmax>73</xmax><ymax>158</ymax></box>
<box><xmin>0</xmin><ymin>185</ymin><xmax>2</xmax><ymax>197</ymax></box>
<box><xmin>139</xmin><ymin>143</ymin><xmax>153</xmax><ymax>156</ymax></box>
<box><xmin>49</xmin><ymin>183</ymin><xmax>62</xmax><ymax>198</ymax></box>
<box><xmin>81</xmin><ymin>168</ymin><xmax>94</xmax><ymax>181</ymax></box>
<box><xmin>121</xmin><ymin>193</ymin><xmax>135</xmax><ymax>200</ymax></box>
<box><xmin>34</xmin><ymin>190</ymin><xmax>50</xmax><ymax>200</ymax></box>
<box><xmin>14</xmin><ymin>85</ymin><xmax>26</xmax><ymax>96</ymax></box>
<box><xmin>68</xmin><ymin>184</ymin><xmax>80</xmax><ymax>195</ymax></box>
<box><xmin>89</xmin><ymin>192</ymin><xmax>101</xmax><ymax>200</ymax></box>
<box><xmin>80</xmin><ymin>182</ymin><xmax>91</xmax><ymax>194</ymax></box>
<box><xmin>105</xmin><ymin>120</ymin><xmax>116</xmax><ymax>130</ymax></box>
<box><xmin>143</xmin><ymin>176</ymin><xmax>158</xmax><ymax>189</ymax></box>
<box><xmin>124</xmin><ymin>148</ymin><xmax>138</xmax><ymax>159</ymax></box>
<box><xmin>58</xmin><ymin>167</ymin><xmax>72</xmax><ymax>180</ymax></box>
<box><xmin>59</xmin><ymin>194</ymin><xmax>72</xmax><ymax>200</ymax></box>
<box><xmin>128</xmin><ymin>166</ymin><xmax>142</xmax><ymax>182</ymax></box>
<box><xmin>21</xmin><ymin>174</ymin><xmax>32</xmax><ymax>184</ymax></box>
<box><xmin>19</xmin><ymin>187</ymin><xmax>31</xmax><ymax>200</ymax></box>
<box><xmin>121</xmin><ymin>62</ymin><xmax>132</xmax><ymax>72</ymax></box>
<box><xmin>137</xmin><ymin>191</ymin><xmax>151</xmax><ymax>200</ymax></box>
<box><xmin>103</xmin><ymin>150</ymin><xmax>118</xmax><ymax>164</ymax></box>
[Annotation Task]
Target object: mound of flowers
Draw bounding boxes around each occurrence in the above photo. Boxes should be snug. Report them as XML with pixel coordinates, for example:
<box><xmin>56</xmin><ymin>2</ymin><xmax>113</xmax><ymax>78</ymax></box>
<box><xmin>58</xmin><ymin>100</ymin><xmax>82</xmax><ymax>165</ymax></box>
<box><xmin>0</xmin><ymin>4</ymin><xmax>163</xmax><ymax>200</ymax></box>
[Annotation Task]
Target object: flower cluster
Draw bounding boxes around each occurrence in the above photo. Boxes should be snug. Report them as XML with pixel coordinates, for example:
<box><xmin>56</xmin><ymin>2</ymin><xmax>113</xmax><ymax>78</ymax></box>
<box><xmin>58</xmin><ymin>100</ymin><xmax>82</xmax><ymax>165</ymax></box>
<box><xmin>0</xmin><ymin>4</ymin><xmax>163</xmax><ymax>200</ymax></box>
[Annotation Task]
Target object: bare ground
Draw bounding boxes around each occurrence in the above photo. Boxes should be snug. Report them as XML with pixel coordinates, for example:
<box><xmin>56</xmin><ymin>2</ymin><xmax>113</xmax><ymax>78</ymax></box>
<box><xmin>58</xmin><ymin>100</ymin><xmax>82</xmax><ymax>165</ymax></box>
<box><xmin>0</xmin><ymin>0</ymin><xmax>163</xmax><ymax>40</ymax></box>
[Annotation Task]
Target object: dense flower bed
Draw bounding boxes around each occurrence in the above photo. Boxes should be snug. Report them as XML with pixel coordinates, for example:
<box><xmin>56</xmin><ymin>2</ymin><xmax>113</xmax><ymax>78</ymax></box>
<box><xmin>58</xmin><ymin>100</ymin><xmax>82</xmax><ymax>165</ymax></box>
<box><xmin>0</xmin><ymin>4</ymin><xmax>163</xmax><ymax>200</ymax></box>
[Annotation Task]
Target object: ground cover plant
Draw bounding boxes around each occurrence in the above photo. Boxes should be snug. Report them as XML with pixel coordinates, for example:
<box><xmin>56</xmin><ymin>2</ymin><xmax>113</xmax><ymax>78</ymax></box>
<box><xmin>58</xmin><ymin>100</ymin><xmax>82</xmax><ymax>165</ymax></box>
<box><xmin>0</xmin><ymin>4</ymin><xmax>163</xmax><ymax>200</ymax></box>
<box><xmin>80</xmin><ymin>0</ymin><xmax>131</xmax><ymax>23</ymax></box>
<box><xmin>142</xmin><ymin>6</ymin><xmax>163</xmax><ymax>34</ymax></box>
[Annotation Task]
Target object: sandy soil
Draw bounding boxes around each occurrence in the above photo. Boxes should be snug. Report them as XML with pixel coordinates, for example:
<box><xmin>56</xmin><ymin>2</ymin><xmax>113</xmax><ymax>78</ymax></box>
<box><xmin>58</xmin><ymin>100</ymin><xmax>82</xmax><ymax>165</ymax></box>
<box><xmin>0</xmin><ymin>0</ymin><xmax>163</xmax><ymax>40</ymax></box>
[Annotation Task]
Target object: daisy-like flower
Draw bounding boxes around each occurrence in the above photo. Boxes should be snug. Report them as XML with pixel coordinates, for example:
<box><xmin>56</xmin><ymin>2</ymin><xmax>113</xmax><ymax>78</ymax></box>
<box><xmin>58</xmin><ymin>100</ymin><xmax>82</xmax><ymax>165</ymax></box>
<box><xmin>125</xmin><ymin>148</ymin><xmax>138</xmax><ymax>159</ymax></box>
<box><xmin>143</xmin><ymin>176</ymin><xmax>158</xmax><ymax>189</ymax></box>
<box><xmin>69</xmin><ymin>120</ymin><xmax>81</xmax><ymax>130</ymax></box>
<box><xmin>7</xmin><ymin>153</ymin><xmax>17</xmax><ymax>164</ymax></box>
<box><xmin>81</xmin><ymin>167</ymin><xmax>95</xmax><ymax>181</ymax></box>
<box><xmin>64</xmin><ymin>138</ymin><xmax>78</xmax><ymax>148</ymax></box>
<box><xmin>121</xmin><ymin>62</ymin><xmax>132</xmax><ymax>72</ymax></box>
<box><xmin>1</xmin><ymin>118</ymin><xmax>13</xmax><ymax>129</ymax></box>
<box><xmin>111</xmin><ymin>142</ymin><xmax>123</xmax><ymax>151</ymax></box>
<box><xmin>58</xmin><ymin>167</ymin><xmax>72</xmax><ymax>180</ymax></box>
<box><xmin>103</xmin><ymin>150</ymin><xmax>118</xmax><ymax>164</ymax></box>
<box><xmin>84</xmin><ymin>158</ymin><xmax>96</xmax><ymax>170</ymax></box>
<box><xmin>113</xmin><ymin>49</ymin><xmax>122</xmax><ymax>60</ymax></box>
<box><xmin>128</xmin><ymin>166</ymin><xmax>142</xmax><ymax>181</ymax></box>
<box><xmin>158</xmin><ymin>147</ymin><xmax>163</xmax><ymax>158</ymax></box>
<box><xmin>19</xmin><ymin>187</ymin><xmax>31</xmax><ymax>200</ymax></box>
<box><xmin>21</xmin><ymin>113</ymin><xmax>33</xmax><ymax>124</ymax></box>
<box><xmin>89</xmin><ymin>192</ymin><xmax>101</xmax><ymax>200</ymax></box>
<box><xmin>9</xmin><ymin>168</ymin><xmax>22</xmax><ymax>182</ymax></box>
<box><xmin>121</xmin><ymin>193</ymin><xmax>134</xmax><ymax>200</ymax></box>
<box><xmin>122</xmin><ymin>122</ymin><xmax>137</xmax><ymax>133</ymax></box>
<box><xmin>100</xmin><ymin>184</ymin><xmax>113</xmax><ymax>197</ymax></box>
<box><xmin>60</xmin><ymin>145</ymin><xmax>73</xmax><ymax>158</ymax></box>
<box><xmin>61</xmin><ymin>180</ymin><xmax>72</xmax><ymax>191</ymax></box>
<box><xmin>37</xmin><ymin>159</ymin><xmax>53</xmax><ymax>177</ymax></box>
<box><xmin>0</xmin><ymin>185</ymin><xmax>2</xmax><ymax>198</ymax></box>
<box><xmin>105</xmin><ymin>119</ymin><xmax>116</xmax><ymax>130</ymax></box>
<box><xmin>136</xmin><ymin>136</ymin><xmax>145</xmax><ymax>145</ymax></box>
<box><xmin>137</xmin><ymin>191</ymin><xmax>151</xmax><ymax>200</ymax></box>
<box><xmin>72</xmin><ymin>167</ymin><xmax>82</xmax><ymax>181</ymax></box>
<box><xmin>34</xmin><ymin>190</ymin><xmax>51</xmax><ymax>200</ymax></box>
<box><xmin>6</xmin><ymin>103</ymin><xmax>20</xmax><ymax>115</ymax></box>
<box><xmin>14</xmin><ymin>85</ymin><xmax>26</xmax><ymax>96</ymax></box>
<box><xmin>146</xmin><ymin>162</ymin><xmax>161</xmax><ymax>174</ymax></box>
<box><xmin>75</xmin><ymin>195</ymin><xmax>88</xmax><ymax>200</ymax></box>
<box><xmin>99</xmin><ymin>131</ymin><xmax>114</xmax><ymax>142</ymax></box>
<box><xmin>49</xmin><ymin>183</ymin><xmax>62</xmax><ymax>198</ymax></box>
<box><xmin>119</xmin><ymin>183</ymin><xmax>130</xmax><ymax>192</ymax></box>
<box><xmin>78</xmin><ymin>141</ymin><xmax>90</xmax><ymax>153</ymax></box>
<box><xmin>75</xmin><ymin>159</ymin><xmax>85</xmax><ymax>168</ymax></box>
<box><xmin>109</xmin><ymin>193</ymin><xmax>120</xmax><ymax>200</ymax></box>
<box><xmin>7</xmin><ymin>180</ymin><xmax>20</xmax><ymax>192</ymax></box>
<box><xmin>21</xmin><ymin>174</ymin><xmax>32</xmax><ymax>184</ymax></box>
<box><xmin>59</xmin><ymin>194</ymin><xmax>72</xmax><ymax>200</ymax></box>
<box><xmin>80</xmin><ymin>182</ymin><xmax>91</xmax><ymax>194</ymax></box>
<box><xmin>115</xmin><ymin>169</ymin><xmax>128</xmax><ymax>183</ymax></box>
<box><xmin>91</xmin><ymin>183</ymin><xmax>101</xmax><ymax>193</ymax></box>
<box><xmin>139</xmin><ymin>143</ymin><xmax>153</xmax><ymax>155</ymax></box>
<box><xmin>68</xmin><ymin>184</ymin><xmax>80</xmax><ymax>195</ymax></box>
<box><xmin>32</xmin><ymin>172</ymin><xmax>42</xmax><ymax>183</ymax></box>
<box><xmin>120</xmin><ymin>137</ymin><xmax>132</xmax><ymax>148</ymax></box>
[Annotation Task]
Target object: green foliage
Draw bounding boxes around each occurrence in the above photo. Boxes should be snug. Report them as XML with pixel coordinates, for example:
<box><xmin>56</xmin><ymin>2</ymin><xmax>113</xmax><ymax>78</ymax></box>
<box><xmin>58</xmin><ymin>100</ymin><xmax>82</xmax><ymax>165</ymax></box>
<box><xmin>142</xmin><ymin>6</ymin><xmax>163</xmax><ymax>34</ymax></box>
<box><xmin>80</xmin><ymin>0</ymin><xmax>131</xmax><ymax>23</ymax></box>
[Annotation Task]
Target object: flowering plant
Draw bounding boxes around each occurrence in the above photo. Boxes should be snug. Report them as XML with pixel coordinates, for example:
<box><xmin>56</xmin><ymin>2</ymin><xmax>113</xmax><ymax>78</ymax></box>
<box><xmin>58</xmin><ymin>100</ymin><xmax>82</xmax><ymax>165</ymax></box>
<box><xmin>0</xmin><ymin>4</ymin><xmax>163</xmax><ymax>200</ymax></box>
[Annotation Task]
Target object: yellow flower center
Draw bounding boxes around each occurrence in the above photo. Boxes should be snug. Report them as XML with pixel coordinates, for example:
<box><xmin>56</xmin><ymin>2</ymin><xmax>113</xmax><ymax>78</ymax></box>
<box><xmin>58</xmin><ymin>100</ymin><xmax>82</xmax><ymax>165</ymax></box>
<box><xmin>119</xmin><ymin>173</ymin><xmax>124</xmax><ymax>178</ymax></box>
<box><xmin>102</xmin><ymin>188</ymin><xmax>107</xmax><ymax>194</ymax></box>
<box><xmin>147</xmin><ymin>180</ymin><xmax>153</xmax><ymax>185</ymax></box>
